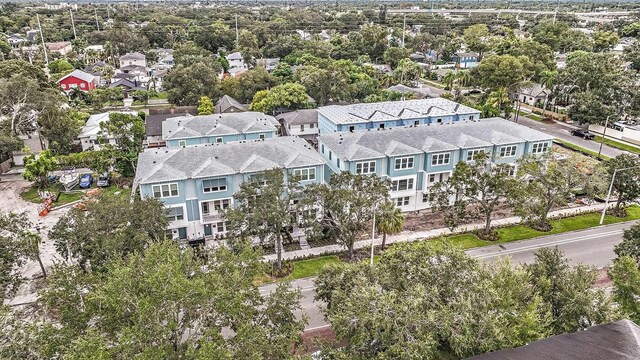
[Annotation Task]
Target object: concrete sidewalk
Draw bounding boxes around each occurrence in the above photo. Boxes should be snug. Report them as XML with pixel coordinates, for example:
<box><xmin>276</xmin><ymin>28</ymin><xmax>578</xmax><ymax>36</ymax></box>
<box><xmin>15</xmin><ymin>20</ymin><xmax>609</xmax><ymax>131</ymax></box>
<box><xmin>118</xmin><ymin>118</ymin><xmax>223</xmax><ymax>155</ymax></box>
<box><xmin>264</xmin><ymin>203</ymin><xmax>608</xmax><ymax>261</ymax></box>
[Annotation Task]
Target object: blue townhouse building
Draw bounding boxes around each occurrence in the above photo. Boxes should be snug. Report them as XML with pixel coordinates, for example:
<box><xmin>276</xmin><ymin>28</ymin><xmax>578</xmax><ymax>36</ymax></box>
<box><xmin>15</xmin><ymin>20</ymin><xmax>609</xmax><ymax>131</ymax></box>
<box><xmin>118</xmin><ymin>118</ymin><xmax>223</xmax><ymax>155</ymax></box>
<box><xmin>317</xmin><ymin>117</ymin><xmax>555</xmax><ymax>212</ymax></box>
<box><xmin>317</xmin><ymin>98</ymin><xmax>481</xmax><ymax>134</ymax></box>
<box><xmin>162</xmin><ymin>112</ymin><xmax>279</xmax><ymax>147</ymax></box>
<box><xmin>133</xmin><ymin>137</ymin><xmax>326</xmax><ymax>241</ymax></box>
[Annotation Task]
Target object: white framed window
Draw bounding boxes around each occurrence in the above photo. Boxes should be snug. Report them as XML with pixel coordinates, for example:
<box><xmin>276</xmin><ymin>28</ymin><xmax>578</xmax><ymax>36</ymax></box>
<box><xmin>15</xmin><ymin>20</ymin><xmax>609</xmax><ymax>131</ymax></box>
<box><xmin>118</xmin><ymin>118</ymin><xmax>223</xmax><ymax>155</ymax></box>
<box><xmin>216</xmin><ymin>138</ymin><xmax>223</xmax><ymax>144</ymax></box>
<box><xmin>466</xmin><ymin>149</ymin><xmax>485</xmax><ymax>161</ymax></box>
<box><xmin>80</xmin><ymin>83</ymin><xmax>85</xmax><ymax>89</ymax></box>
<box><xmin>394</xmin><ymin>196</ymin><xmax>410</xmax><ymax>207</ymax></box>
<box><xmin>391</xmin><ymin>178</ymin><xmax>414</xmax><ymax>191</ymax></box>
<box><xmin>215</xmin><ymin>221</ymin><xmax>228</xmax><ymax>233</ymax></box>
<box><xmin>202</xmin><ymin>199</ymin><xmax>231</xmax><ymax>215</ymax></box>
<box><xmin>310</xmin><ymin>123</ymin><xmax>315</xmax><ymax>129</ymax></box>
<box><xmin>531</xmin><ymin>142</ymin><xmax>549</xmax><ymax>154</ymax></box>
<box><xmin>202</xmin><ymin>178</ymin><xmax>227</xmax><ymax>193</ymax></box>
<box><xmin>178</xmin><ymin>140</ymin><xmax>186</xmax><ymax>147</ymax></box>
<box><xmin>166</xmin><ymin>206</ymin><xmax>184</xmax><ymax>221</ymax></box>
<box><xmin>394</xmin><ymin>156</ymin><xmax>414</xmax><ymax>170</ymax></box>
<box><xmin>431</xmin><ymin>153</ymin><xmax>451</xmax><ymax>166</ymax></box>
<box><xmin>248</xmin><ymin>174</ymin><xmax>268</xmax><ymax>186</ymax></box>
<box><xmin>427</xmin><ymin>172</ymin><xmax>449</xmax><ymax>185</ymax></box>
<box><xmin>422</xmin><ymin>193</ymin><xmax>430</xmax><ymax>203</ymax></box>
<box><xmin>259</xmin><ymin>133</ymin><xmax>265</xmax><ymax>140</ymax></box>
<box><xmin>300</xmin><ymin>125</ymin><xmax>304</xmax><ymax>131</ymax></box>
<box><xmin>292</xmin><ymin>167</ymin><xmax>316</xmax><ymax>181</ymax></box>
<box><xmin>499</xmin><ymin>164</ymin><xmax>517</xmax><ymax>177</ymax></box>
<box><xmin>356</xmin><ymin>161</ymin><xmax>376</xmax><ymax>174</ymax></box>
<box><xmin>152</xmin><ymin>183</ymin><xmax>179</xmax><ymax>198</ymax></box>
<box><xmin>500</xmin><ymin>145</ymin><xmax>517</xmax><ymax>157</ymax></box>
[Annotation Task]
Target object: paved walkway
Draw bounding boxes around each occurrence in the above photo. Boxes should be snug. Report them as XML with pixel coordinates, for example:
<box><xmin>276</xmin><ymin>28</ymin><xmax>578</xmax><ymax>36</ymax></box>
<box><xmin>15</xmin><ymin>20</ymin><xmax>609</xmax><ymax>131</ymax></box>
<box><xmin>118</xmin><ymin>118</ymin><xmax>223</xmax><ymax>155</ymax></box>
<box><xmin>264</xmin><ymin>203</ymin><xmax>608</xmax><ymax>261</ymax></box>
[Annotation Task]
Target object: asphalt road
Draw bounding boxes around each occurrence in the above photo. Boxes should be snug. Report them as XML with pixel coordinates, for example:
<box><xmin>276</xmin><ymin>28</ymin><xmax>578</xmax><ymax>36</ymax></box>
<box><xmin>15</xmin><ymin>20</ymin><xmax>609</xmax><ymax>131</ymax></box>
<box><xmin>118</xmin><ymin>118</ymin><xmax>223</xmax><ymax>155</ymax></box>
<box><xmin>260</xmin><ymin>221</ymin><xmax>638</xmax><ymax>331</ymax></box>
<box><xmin>514</xmin><ymin>115</ymin><xmax>624</xmax><ymax>159</ymax></box>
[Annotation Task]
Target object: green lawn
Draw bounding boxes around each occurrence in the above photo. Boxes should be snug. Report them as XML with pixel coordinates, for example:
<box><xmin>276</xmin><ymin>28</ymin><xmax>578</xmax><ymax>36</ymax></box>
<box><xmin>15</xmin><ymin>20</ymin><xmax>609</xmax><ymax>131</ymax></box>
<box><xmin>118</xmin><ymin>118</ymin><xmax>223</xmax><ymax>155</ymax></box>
<box><xmin>554</xmin><ymin>139</ymin><xmax>611</xmax><ymax>160</ymax></box>
<box><xmin>594</xmin><ymin>136</ymin><xmax>640</xmax><ymax>154</ymax></box>
<box><xmin>288</xmin><ymin>255</ymin><xmax>341</xmax><ymax>280</ymax></box>
<box><xmin>517</xmin><ymin>111</ymin><xmax>543</xmax><ymax>121</ymax></box>
<box><xmin>150</xmin><ymin>91</ymin><xmax>168</xmax><ymax>100</ymax></box>
<box><xmin>277</xmin><ymin>206</ymin><xmax>640</xmax><ymax>281</ymax></box>
<box><xmin>21</xmin><ymin>182</ymin><xmax>128</xmax><ymax>206</ymax></box>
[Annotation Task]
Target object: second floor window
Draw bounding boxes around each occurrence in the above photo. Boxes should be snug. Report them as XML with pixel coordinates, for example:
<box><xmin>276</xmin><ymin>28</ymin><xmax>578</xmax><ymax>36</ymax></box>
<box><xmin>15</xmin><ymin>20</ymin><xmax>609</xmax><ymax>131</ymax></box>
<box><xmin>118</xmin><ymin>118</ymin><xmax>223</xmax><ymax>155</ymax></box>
<box><xmin>500</xmin><ymin>145</ymin><xmax>517</xmax><ymax>157</ymax></box>
<box><xmin>166</xmin><ymin>207</ymin><xmax>184</xmax><ymax>221</ymax></box>
<box><xmin>202</xmin><ymin>178</ymin><xmax>227</xmax><ymax>193</ymax></box>
<box><xmin>531</xmin><ymin>142</ymin><xmax>549</xmax><ymax>154</ymax></box>
<box><xmin>356</xmin><ymin>161</ymin><xmax>376</xmax><ymax>174</ymax></box>
<box><xmin>292</xmin><ymin>167</ymin><xmax>316</xmax><ymax>181</ymax></box>
<box><xmin>466</xmin><ymin>149</ymin><xmax>484</xmax><ymax>161</ymax></box>
<box><xmin>152</xmin><ymin>183</ymin><xmax>178</xmax><ymax>198</ymax></box>
<box><xmin>395</xmin><ymin>156</ymin><xmax>414</xmax><ymax>170</ymax></box>
<box><xmin>391</xmin><ymin>178</ymin><xmax>414</xmax><ymax>191</ymax></box>
<box><xmin>431</xmin><ymin>153</ymin><xmax>450</xmax><ymax>166</ymax></box>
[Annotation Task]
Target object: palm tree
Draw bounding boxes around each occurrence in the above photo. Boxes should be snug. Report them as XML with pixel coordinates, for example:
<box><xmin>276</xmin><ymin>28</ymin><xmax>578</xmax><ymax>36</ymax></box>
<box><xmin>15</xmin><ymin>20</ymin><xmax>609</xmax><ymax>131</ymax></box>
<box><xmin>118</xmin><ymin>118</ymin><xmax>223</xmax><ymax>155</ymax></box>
<box><xmin>486</xmin><ymin>87</ymin><xmax>512</xmax><ymax>118</ymax></box>
<box><xmin>539</xmin><ymin>70</ymin><xmax>558</xmax><ymax>116</ymax></box>
<box><xmin>376</xmin><ymin>201</ymin><xmax>405</xmax><ymax>251</ymax></box>
<box><xmin>456</xmin><ymin>70</ymin><xmax>472</xmax><ymax>87</ymax></box>
<box><xmin>442</xmin><ymin>70</ymin><xmax>456</xmax><ymax>90</ymax></box>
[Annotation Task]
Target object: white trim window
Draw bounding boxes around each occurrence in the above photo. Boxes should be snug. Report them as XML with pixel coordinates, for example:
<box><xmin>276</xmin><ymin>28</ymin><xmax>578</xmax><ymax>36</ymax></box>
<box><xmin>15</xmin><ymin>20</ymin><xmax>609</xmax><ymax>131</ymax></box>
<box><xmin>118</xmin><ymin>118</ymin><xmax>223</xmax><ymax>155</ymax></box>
<box><xmin>216</xmin><ymin>137</ymin><xmax>223</xmax><ymax>144</ymax></box>
<box><xmin>466</xmin><ymin>149</ymin><xmax>485</xmax><ymax>161</ymax></box>
<box><xmin>202</xmin><ymin>178</ymin><xmax>227</xmax><ymax>193</ymax></box>
<box><xmin>395</xmin><ymin>156</ymin><xmax>414</xmax><ymax>170</ymax></box>
<box><xmin>499</xmin><ymin>145</ymin><xmax>517</xmax><ymax>157</ymax></box>
<box><xmin>427</xmin><ymin>172</ymin><xmax>449</xmax><ymax>186</ymax></box>
<box><xmin>391</xmin><ymin>178</ymin><xmax>414</xmax><ymax>191</ymax></box>
<box><xmin>178</xmin><ymin>140</ymin><xmax>186</xmax><ymax>147</ymax></box>
<box><xmin>356</xmin><ymin>161</ymin><xmax>376</xmax><ymax>174</ymax></box>
<box><xmin>166</xmin><ymin>206</ymin><xmax>184</xmax><ymax>221</ymax></box>
<box><xmin>531</xmin><ymin>142</ymin><xmax>549</xmax><ymax>154</ymax></box>
<box><xmin>202</xmin><ymin>199</ymin><xmax>231</xmax><ymax>215</ymax></box>
<box><xmin>394</xmin><ymin>196</ymin><xmax>410</xmax><ymax>207</ymax></box>
<box><xmin>292</xmin><ymin>167</ymin><xmax>316</xmax><ymax>181</ymax></box>
<box><xmin>152</xmin><ymin>183</ymin><xmax>179</xmax><ymax>198</ymax></box>
<box><xmin>431</xmin><ymin>152</ymin><xmax>451</xmax><ymax>166</ymax></box>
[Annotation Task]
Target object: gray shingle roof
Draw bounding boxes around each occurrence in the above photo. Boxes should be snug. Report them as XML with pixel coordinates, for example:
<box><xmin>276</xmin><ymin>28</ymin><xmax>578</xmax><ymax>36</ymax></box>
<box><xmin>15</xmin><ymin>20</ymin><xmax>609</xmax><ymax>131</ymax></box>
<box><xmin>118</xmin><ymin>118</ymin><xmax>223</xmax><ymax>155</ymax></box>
<box><xmin>119</xmin><ymin>52</ymin><xmax>145</xmax><ymax>61</ymax></box>
<box><xmin>318</xmin><ymin>98</ymin><xmax>480</xmax><ymax>125</ymax></box>
<box><xmin>57</xmin><ymin>69</ymin><xmax>96</xmax><ymax>84</ymax></box>
<box><xmin>162</xmin><ymin>112</ymin><xmax>279</xmax><ymax>141</ymax></box>
<box><xmin>215</xmin><ymin>95</ymin><xmax>247</xmax><ymax>113</ymax></box>
<box><xmin>276</xmin><ymin>109</ymin><xmax>318</xmax><ymax>126</ymax></box>
<box><xmin>469</xmin><ymin>320</ymin><xmax>640</xmax><ymax>360</ymax></box>
<box><xmin>318</xmin><ymin>118</ymin><xmax>555</xmax><ymax>161</ymax></box>
<box><xmin>135</xmin><ymin>136</ymin><xmax>325</xmax><ymax>184</ymax></box>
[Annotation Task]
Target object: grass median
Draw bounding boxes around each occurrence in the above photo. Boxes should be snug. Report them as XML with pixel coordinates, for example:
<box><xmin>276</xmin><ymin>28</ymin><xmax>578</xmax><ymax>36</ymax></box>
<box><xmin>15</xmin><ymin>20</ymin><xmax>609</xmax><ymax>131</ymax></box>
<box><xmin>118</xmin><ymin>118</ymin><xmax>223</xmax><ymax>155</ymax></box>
<box><xmin>594</xmin><ymin>136</ymin><xmax>640</xmax><ymax>154</ymax></box>
<box><xmin>554</xmin><ymin>139</ymin><xmax>611</xmax><ymax>160</ymax></box>
<box><xmin>277</xmin><ymin>205</ymin><xmax>640</xmax><ymax>282</ymax></box>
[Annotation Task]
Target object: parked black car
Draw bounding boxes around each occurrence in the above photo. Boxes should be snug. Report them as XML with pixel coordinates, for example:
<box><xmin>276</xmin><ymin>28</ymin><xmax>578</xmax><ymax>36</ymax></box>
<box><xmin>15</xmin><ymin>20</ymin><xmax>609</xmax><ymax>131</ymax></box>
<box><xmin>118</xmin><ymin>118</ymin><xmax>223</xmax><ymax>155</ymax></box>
<box><xmin>570</xmin><ymin>129</ymin><xmax>595</xmax><ymax>140</ymax></box>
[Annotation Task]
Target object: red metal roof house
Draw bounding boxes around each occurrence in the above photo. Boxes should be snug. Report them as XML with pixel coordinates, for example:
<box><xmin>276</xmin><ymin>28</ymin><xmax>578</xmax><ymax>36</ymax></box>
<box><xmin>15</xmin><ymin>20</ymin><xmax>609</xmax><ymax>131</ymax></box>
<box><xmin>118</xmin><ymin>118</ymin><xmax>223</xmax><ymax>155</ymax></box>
<box><xmin>57</xmin><ymin>69</ymin><xmax>97</xmax><ymax>93</ymax></box>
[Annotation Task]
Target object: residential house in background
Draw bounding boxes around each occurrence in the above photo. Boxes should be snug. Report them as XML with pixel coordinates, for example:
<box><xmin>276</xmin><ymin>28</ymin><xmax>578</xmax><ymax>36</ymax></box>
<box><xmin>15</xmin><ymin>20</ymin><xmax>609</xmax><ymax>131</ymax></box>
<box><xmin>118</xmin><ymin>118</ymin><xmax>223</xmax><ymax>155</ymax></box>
<box><xmin>109</xmin><ymin>78</ymin><xmax>146</xmax><ymax>95</ymax></box>
<box><xmin>386</xmin><ymin>84</ymin><xmax>446</xmax><ymax>99</ymax></box>
<box><xmin>451</xmin><ymin>52</ymin><xmax>479</xmax><ymax>69</ymax></box>
<box><xmin>145</xmin><ymin>106</ymin><xmax>197</xmax><ymax>148</ymax></box>
<box><xmin>227</xmin><ymin>67</ymin><xmax>248</xmax><ymax>78</ymax></box>
<box><xmin>45</xmin><ymin>41</ymin><xmax>72</xmax><ymax>56</ymax></box>
<box><xmin>513</xmin><ymin>83</ymin><xmax>549</xmax><ymax>107</ymax></box>
<box><xmin>364</xmin><ymin>63</ymin><xmax>393</xmax><ymax>76</ymax></box>
<box><xmin>277</xmin><ymin>109</ymin><xmax>319</xmax><ymax>146</ymax></box>
<box><xmin>133</xmin><ymin>136</ymin><xmax>325</xmax><ymax>241</ymax></box>
<box><xmin>215</xmin><ymin>95</ymin><xmax>248</xmax><ymax>113</ymax></box>
<box><xmin>6</xmin><ymin>33</ymin><xmax>25</xmax><ymax>47</ymax></box>
<box><xmin>119</xmin><ymin>52</ymin><xmax>147</xmax><ymax>68</ymax></box>
<box><xmin>226</xmin><ymin>52</ymin><xmax>246</xmax><ymax>70</ymax></box>
<box><xmin>162</xmin><ymin>112</ymin><xmax>279</xmax><ymax>147</ymax></box>
<box><xmin>317</xmin><ymin>98</ymin><xmax>481</xmax><ymax>134</ymax></box>
<box><xmin>256</xmin><ymin>58</ymin><xmax>280</xmax><ymax>71</ymax></box>
<box><xmin>317</xmin><ymin>117</ymin><xmax>554</xmax><ymax>212</ymax></box>
<box><xmin>589</xmin><ymin>120</ymin><xmax>640</xmax><ymax>146</ymax></box>
<box><xmin>57</xmin><ymin>69</ymin><xmax>98</xmax><ymax>93</ymax></box>
<box><xmin>78</xmin><ymin>111</ymin><xmax>137</xmax><ymax>151</ymax></box>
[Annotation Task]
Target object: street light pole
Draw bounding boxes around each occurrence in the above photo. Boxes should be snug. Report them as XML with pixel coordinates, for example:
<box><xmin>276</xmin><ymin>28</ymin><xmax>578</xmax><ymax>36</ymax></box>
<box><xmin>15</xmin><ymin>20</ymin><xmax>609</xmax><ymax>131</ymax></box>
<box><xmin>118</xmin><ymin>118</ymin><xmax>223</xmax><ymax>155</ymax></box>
<box><xmin>600</xmin><ymin>165</ymin><xmax>640</xmax><ymax>225</ymax></box>
<box><xmin>597</xmin><ymin>115</ymin><xmax>613</xmax><ymax>160</ymax></box>
<box><xmin>370</xmin><ymin>204</ymin><xmax>377</xmax><ymax>266</ymax></box>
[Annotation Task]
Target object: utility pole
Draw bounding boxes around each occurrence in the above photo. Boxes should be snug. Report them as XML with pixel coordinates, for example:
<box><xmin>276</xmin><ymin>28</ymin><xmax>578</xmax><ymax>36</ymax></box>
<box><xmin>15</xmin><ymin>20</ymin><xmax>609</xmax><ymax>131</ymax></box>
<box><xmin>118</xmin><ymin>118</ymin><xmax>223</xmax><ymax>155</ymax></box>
<box><xmin>36</xmin><ymin>14</ymin><xmax>49</xmax><ymax>65</ymax></box>
<box><xmin>401</xmin><ymin>14</ymin><xmax>406</xmax><ymax>48</ymax></box>
<box><xmin>95</xmin><ymin>8</ymin><xmax>100</xmax><ymax>31</ymax></box>
<box><xmin>70</xmin><ymin>9</ymin><xmax>77</xmax><ymax>40</ymax></box>
<box><xmin>235</xmin><ymin>14</ymin><xmax>239</xmax><ymax>45</ymax></box>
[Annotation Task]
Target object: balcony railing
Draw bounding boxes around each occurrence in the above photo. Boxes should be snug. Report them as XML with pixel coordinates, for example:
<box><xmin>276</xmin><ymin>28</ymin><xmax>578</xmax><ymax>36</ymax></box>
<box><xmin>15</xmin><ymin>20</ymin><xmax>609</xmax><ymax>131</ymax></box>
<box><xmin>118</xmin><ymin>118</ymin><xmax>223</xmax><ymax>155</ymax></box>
<box><xmin>202</xmin><ymin>212</ymin><xmax>224</xmax><ymax>223</ymax></box>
